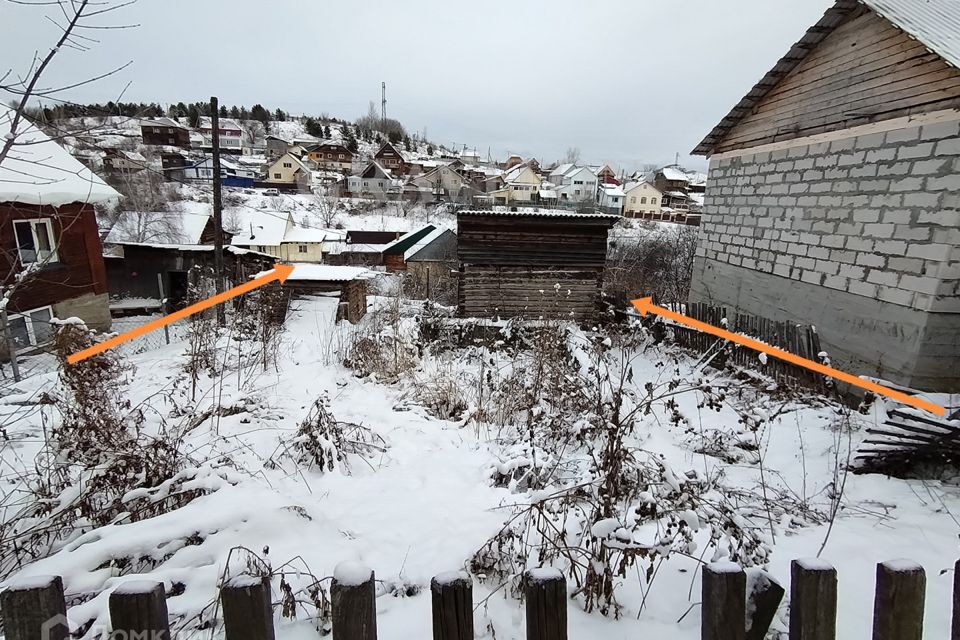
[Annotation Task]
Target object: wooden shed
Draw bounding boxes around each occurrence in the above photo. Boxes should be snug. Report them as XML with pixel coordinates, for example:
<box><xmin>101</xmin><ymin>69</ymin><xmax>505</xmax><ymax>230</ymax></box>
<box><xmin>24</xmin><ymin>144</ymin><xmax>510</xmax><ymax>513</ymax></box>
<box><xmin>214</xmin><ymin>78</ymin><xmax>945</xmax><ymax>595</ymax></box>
<box><xmin>456</xmin><ymin>209</ymin><xmax>619</xmax><ymax>321</ymax></box>
<box><xmin>280</xmin><ymin>264</ymin><xmax>376</xmax><ymax>324</ymax></box>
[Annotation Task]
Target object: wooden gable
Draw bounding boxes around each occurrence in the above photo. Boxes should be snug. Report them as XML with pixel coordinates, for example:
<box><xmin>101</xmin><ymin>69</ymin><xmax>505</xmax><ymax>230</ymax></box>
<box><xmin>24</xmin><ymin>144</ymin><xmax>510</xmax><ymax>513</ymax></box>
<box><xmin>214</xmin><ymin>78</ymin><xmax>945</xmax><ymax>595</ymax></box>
<box><xmin>713</xmin><ymin>7</ymin><xmax>960</xmax><ymax>154</ymax></box>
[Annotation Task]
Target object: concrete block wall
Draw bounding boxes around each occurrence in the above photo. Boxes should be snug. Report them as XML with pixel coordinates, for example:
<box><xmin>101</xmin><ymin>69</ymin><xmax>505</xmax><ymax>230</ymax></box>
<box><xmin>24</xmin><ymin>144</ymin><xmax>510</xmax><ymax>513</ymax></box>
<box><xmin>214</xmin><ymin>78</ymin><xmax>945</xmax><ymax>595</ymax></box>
<box><xmin>691</xmin><ymin>118</ymin><xmax>960</xmax><ymax>391</ymax></box>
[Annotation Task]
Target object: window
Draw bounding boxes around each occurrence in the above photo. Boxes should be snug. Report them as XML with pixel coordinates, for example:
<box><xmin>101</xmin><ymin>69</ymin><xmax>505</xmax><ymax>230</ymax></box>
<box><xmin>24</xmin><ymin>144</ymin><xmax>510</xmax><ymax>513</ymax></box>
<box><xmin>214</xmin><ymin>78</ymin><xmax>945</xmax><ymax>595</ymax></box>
<box><xmin>574</xmin><ymin>189</ymin><xmax>581</xmax><ymax>195</ymax></box>
<box><xmin>283</xmin><ymin>162</ymin><xmax>292</xmax><ymax>168</ymax></box>
<box><xmin>574</xmin><ymin>180</ymin><xmax>583</xmax><ymax>185</ymax></box>
<box><xmin>7</xmin><ymin>305</ymin><xmax>54</xmax><ymax>349</ymax></box>
<box><xmin>256</xmin><ymin>245</ymin><xmax>266</xmax><ymax>252</ymax></box>
<box><xmin>338</xmin><ymin>154</ymin><xmax>344</xmax><ymax>159</ymax></box>
<box><xmin>13</xmin><ymin>219</ymin><xmax>58</xmax><ymax>264</ymax></box>
<box><xmin>274</xmin><ymin>173</ymin><xmax>282</xmax><ymax>179</ymax></box>
<box><xmin>298</xmin><ymin>244</ymin><xmax>308</xmax><ymax>253</ymax></box>
<box><xmin>651</xmin><ymin>197</ymin><xmax>657</xmax><ymax>204</ymax></box>
<box><xmin>640</xmin><ymin>197</ymin><xmax>647</xmax><ymax>204</ymax></box>
<box><xmin>631</xmin><ymin>197</ymin><xmax>636</xmax><ymax>203</ymax></box>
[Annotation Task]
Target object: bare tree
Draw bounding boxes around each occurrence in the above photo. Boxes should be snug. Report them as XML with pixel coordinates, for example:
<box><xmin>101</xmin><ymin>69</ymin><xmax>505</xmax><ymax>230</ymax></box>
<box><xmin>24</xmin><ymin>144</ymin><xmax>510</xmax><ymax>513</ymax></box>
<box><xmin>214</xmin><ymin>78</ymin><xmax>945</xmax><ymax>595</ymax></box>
<box><xmin>564</xmin><ymin>146</ymin><xmax>581</xmax><ymax>165</ymax></box>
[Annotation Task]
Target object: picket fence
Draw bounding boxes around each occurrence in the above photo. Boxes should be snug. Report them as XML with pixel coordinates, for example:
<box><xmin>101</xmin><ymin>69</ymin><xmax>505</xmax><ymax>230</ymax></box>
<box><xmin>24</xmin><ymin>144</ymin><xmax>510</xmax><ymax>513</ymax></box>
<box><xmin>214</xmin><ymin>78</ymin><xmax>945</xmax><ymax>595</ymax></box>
<box><xmin>0</xmin><ymin>557</ymin><xmax>952</xmax><ymax>640</ymax></box>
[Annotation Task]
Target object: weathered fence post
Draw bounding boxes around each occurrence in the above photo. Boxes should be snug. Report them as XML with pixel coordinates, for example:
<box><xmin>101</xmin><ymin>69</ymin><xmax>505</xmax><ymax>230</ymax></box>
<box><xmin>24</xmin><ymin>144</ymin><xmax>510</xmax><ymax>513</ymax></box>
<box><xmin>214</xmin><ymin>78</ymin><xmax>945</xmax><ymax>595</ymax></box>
<box><xmin>431</xmin><ymin>571</ymin><xmax>473</xmax><ymax>640</ymax></box>
<box><xmin>872</xmin><ymin>559</ymin><xmax>925</xmax><ymax>640</ymax></box>
<box><xmin>745</xmin><ymin>569</ymin><xmax>784</xmax><ymax>640</ymax></box>
<box><xmin>953</xmin><ymin>558</ymin><xmax>960</xmax><ymax>640</ymax></box>
<box><xmin>524</xmin><ymin>567</ymin><xmax>567</xmax><ymax>640</ymax></box>
<box><xmin>331</xmin><ymin>562</ymin><xmax>377</xmax><ymax>640</ymax></box>
<box><xmin>702</xmin><ymin>562</ymin><xmax>746</xmax><ymax>640</ymax></box>
<box><xmin>108</xmin><ymin>580</ymin><xmax>170</xmax><ymax>640</ymax></box>
<box><xmin>220</xmin><ymin>575</ymin><xmax>274</xmax><ymax>640</ymax></box>
<box><xmin>0</xmin><ymin>575</ymin><xmax>68</xmax><ymax>640</ymax></box>
<box><xmin>789</xmin><ymin>558</ymin><xmax>837</xmax><ymax>640</ymax></box>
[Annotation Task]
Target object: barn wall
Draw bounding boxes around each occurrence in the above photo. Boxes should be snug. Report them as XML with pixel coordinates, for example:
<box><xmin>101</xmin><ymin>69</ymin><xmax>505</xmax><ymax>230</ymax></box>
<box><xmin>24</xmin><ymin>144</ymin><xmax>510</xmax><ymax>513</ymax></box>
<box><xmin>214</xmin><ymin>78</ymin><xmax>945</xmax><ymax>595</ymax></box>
<box><xmin>457</xmin><ymin>216</ymin><xmax>613</xmax><ymax>321</ymax></box>
<box><xmin>692</xmin><ymin>117</ymin><xmax>960</xmax><ymax>390</ymax></box>
<box><xmin>717</xmin><ymin>10</ymin><xmax>960</xmax><ymax>153</ymax></box>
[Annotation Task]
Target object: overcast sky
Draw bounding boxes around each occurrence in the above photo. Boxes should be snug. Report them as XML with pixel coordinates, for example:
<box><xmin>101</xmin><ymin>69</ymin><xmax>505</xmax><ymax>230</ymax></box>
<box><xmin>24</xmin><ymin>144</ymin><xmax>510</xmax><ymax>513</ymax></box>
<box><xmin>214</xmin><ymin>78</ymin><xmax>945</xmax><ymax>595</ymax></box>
<box><xmin>2</xmin><ymin>0</ymin><xmax>834</xmax><ymax>171</ymax></box>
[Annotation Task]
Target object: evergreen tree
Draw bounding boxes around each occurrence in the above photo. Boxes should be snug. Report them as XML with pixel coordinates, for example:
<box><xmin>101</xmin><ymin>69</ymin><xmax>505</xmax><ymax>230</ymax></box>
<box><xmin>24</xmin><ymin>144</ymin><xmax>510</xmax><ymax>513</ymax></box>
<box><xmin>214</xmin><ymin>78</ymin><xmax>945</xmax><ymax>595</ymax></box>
<box><xmin>175</xmin><ymin>102</ymin><xmax>188</xmax><ymax>118</ymax></box>
<box><xmin>304</xmin><ymin>117</ymin><xmax>324</xmax><ymax>137</ymax></box>
<box><xmin>229</xmin><ymin>106</ymin><xmax>240</xmax><ymax>119</ymax></box>
<box><xmin>187</xmin><ymin>103</ymin><xmax>201</xmax><ymax>128</ymax></box>
<box><xmin>427</xmin><ymin>143</ymin><xmax>435</xmax><ymax>155</ymax></box>
<box><xmin>322</xmin><ymin>123</ymin><xmax>331</xmax><ymax>139</ymax></box>
<box><xmin>219</xmin><ymin>105</ymin><xmax>228</xmax><ymax>117</ymax></box>
<box><xmin>274</xmin><ymin>108</ymin><xmax>286</xmax><ymax>121</ymax></box>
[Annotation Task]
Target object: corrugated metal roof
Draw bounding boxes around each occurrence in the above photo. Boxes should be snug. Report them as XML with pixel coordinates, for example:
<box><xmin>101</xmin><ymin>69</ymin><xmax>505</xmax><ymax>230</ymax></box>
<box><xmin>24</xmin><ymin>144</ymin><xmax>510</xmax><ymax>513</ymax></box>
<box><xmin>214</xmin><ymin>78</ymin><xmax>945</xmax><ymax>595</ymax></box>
<box><xmin>692</xmin><ymin>0</ymin><xmax>960</xmax><ymax>156</ymax></box>
<box><xmin>458</xmin><ymin>208</ymin><xmax>620</xmax><ymax>221</ymax></box>
<box><xmin>864</xmin><ymin>0</ymin><xmax>960</xmax><ymax>69</ymax></box>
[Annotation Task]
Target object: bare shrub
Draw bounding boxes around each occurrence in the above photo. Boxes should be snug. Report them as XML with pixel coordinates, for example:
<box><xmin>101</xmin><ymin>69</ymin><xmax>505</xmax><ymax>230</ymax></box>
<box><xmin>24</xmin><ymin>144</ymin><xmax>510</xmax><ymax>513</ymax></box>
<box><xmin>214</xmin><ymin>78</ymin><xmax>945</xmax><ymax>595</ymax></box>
<box><xmin>289</xmin><ymin>397</ymin><xmax>386</xmax><ymax>474</ymax></box>
<box><xmin>605</xmin><ymin>226</ymin><xmax>698</xmax><ymax>307</ymax></box>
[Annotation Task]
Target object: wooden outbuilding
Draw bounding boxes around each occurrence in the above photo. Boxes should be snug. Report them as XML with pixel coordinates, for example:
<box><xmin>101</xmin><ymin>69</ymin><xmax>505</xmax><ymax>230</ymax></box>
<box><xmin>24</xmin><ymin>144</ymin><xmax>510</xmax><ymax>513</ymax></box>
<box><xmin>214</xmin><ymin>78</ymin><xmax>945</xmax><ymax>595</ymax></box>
<box><xmin>279</xmin><ymin>264</ymin><xmax>376</xmax><ymax>324</ymax></box>
<box><xmin>456</xmin><ymin>209</ymin><xmax>619</xmax><ymax>321</ymax></box>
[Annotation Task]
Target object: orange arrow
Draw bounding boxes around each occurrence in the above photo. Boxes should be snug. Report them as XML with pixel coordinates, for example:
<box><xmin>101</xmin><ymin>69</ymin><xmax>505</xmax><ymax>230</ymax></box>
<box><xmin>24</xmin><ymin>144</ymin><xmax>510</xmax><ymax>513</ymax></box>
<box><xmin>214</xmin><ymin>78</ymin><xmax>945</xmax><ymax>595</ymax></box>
<box><xmin>631</xmin><ymin>297</ymin><xmax>946</xmax><ymax>417</ymax></box>
<box><xmin>68</xmin><ymin>263</ymin><xmax>295</xmax><ymax>365</ymax></box>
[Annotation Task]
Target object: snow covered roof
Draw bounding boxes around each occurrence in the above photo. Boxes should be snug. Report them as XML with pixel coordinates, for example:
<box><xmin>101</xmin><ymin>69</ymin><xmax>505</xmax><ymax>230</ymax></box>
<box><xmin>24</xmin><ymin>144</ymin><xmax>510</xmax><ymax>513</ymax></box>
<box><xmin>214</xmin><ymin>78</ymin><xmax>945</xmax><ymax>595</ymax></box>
<box><xmin>404</xmin><ymin>227</ymin><xmax>451</xmax><ymax>261</ymax></box>
<box><xmin>602</xmin><ymin>185</ymin><xmax>625</xmax><ymax>197</ymax></box>
<box><xmin>228</xmin><ymin>210</ymin><xmax>291</xmax><ymax>247</ymax></box>
<box><xmin>665</xmin><ymin>190</ymin><xmax>689</xmax><ymax>198</ymax></box>
<box><xmin>284</xmin><ymin>264</ymin><xmax>376</xmax><ymax>282</ymax></box>
<box><xmin>106</xmin><ymin>209</ymin><xmax>211</xmax><ymax>245</ymax></box>
<box><xmin>623</xmin><ymin>180</ymin><xmax>661</xmax><ymax>195</ymax></box>
<box><xmin>539</xmin><ymin>189</ymin><xmax>558</xmax><ymax>198</ymax></box>
<box><xmin>0</xmin><ymin>104</ymin><xmax>120</xmax><ymax>206</ymax></box>
<box><xmin>198</xmin><ymin>117</ymin><xmax>242</xmax><ymax>131</ymax></box>
<box><xmin>549</xmin><ymin>162</ymin><xmax>574</xmax><ymax>177</ymax></box>
<box><xmin>283</xmin><ymin>225</ymin><xmax>330</xmax><ymax>243</ymax></box>
<box><xmin>659</xmin><ymin>166</ymin><xmax>690</xmax><ymax>182</ymax></box>
<box><xmin>140</xmin><ymin>117</ymin><xmax>186</xmax><ymax>130</ymax></box>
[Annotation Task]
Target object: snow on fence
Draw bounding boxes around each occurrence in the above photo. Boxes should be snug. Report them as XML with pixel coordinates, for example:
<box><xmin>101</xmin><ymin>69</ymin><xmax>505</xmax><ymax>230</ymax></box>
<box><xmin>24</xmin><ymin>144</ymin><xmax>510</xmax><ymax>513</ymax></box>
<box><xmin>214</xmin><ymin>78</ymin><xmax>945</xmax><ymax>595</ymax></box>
<box><xmin>663</xmin><ymin>301</ymin><xmax>831</xmax><ymax>394</ymax></box>
<box><xmin>0</xmin><ymin>558</ymin><xmax>946</xmax><ymax>640</ymax></box>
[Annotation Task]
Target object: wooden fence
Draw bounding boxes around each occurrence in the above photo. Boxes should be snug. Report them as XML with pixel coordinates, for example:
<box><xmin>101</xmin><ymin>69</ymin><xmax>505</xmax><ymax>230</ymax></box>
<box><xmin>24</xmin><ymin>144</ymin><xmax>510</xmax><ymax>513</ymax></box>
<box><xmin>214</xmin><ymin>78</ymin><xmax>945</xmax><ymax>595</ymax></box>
<box><xmin>664</xmin><ymin>302</ymin><xmax>831</xmax><ymax>394</ymax></box>
<box><xmin>0</xmin><ymin>558</ymin><xmax>954</xmax><ymax>640</ymax></box>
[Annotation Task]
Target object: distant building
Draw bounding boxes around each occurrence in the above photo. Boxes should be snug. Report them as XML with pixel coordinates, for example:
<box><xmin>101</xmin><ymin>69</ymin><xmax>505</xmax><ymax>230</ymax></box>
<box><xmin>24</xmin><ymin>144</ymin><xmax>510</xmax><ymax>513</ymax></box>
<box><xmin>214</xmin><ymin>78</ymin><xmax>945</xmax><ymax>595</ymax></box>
<box><xmin>373</xmin><ymin>141</ymin><xmax>407</xmax><ymax>175</ymax></box>
<box><xmin>597</xmin><ymin>184</ymin><xmax>625</xmax><ymax>215</ymax></box>
<box><xmin>490</xmin><ymin>163</ymin><xmax>542</xmax><ymax>204</ymax></box>
<box><xmin>103</xmin><ymin>149</ymin><xmax>147</xmax><ymax>174</ymax></box>
<box><xmin>265</xmin><ymin>152</ymin><xmax>312</xmax><ymax>189</ymax></box>
<box><xmin>550</xmin><ymin>165</ymin><xmax>599</xmax><ymax>204</ymax></box>
<box><xmin>306</xmin><ymin>142</ymin><xmax>354</xmax><ymax>173</ymax></box>
<box><xmin>265</xmin><ymin>134</ymin><xmax>290</xmax><ymax>160</ymax></box>
<box><xmin>345</xmin><ymin>161</ymin><xmax>397</xmax><ymax>199</ymax></box>
<box><xmin>197</xmin><ymin>117</ymin><xmax>244</xmax><ymax>153</ymax></box>
<box><xmin>140</xmin><ymin>117</ymin><xmax>190</xmax><ymax>148</ymax></box>
<box><xmin>622</xmin><ymin>181</ymin><xmax>663</xmax><ymax>219</ymax></box>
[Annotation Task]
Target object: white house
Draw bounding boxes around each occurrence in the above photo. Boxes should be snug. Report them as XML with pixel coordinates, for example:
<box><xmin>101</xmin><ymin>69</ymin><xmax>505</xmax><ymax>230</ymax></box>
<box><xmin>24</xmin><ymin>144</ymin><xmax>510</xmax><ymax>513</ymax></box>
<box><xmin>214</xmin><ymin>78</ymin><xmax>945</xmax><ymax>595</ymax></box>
<box><xmin>181</xmin><ymin>157</ymin><xmax>257</xmax><ymax>181</ymax></box>
<box><xmin>597</xmin><ymin>184</ymin><xmax>625</xmax><ymax>214</ymax></box>
<box><xmin>197</xmin><ymin>117</ymin><xmax>244</xmax><ymax>152</ymax></box>
<box><xmin>551</xmin><ymin>165</ymin><xmax>599</xmax><ymax>203</ymax></box>
<box><xmin>346</xmin><ymin>161</ymin><xmax>398</xmax><ymax>198</ymax></box>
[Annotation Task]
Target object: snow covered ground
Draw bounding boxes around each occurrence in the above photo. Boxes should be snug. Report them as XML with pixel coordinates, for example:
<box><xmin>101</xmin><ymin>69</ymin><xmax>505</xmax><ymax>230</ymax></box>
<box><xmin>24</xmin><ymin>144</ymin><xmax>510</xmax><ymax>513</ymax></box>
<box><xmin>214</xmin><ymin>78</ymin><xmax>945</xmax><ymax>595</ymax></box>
<box><xmin>1</xmin><ymin>294</ymin><xmax>958</xmax><ymax>640</ymax></box>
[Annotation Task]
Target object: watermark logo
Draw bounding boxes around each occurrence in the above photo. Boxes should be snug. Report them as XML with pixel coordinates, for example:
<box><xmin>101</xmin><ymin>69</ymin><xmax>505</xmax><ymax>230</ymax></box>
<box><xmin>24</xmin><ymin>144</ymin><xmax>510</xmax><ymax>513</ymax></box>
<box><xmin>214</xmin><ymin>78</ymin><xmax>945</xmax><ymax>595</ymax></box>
<box><xmin>40</xmin><ymin>614</ymin><xmax>173</xmax><ymax>640</ymax></box>
<box><xmin>40</xmin><ymin>613</ymin><xmax>69</xmax><ymax>640</ymax></box>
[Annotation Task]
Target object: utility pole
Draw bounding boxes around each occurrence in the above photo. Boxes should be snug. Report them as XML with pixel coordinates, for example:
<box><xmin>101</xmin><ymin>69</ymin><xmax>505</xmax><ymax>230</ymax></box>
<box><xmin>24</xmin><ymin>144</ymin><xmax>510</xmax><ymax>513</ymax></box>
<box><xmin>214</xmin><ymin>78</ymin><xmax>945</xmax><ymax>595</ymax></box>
<box><xmin>210</xmin><ymin>96</ymin><xmax>225</xmax><ymax>326</ymax></box>
<box><xmin>381</xmin><ymin>82</ymin><xmax>387</xmax><ymax>123</ymax></box>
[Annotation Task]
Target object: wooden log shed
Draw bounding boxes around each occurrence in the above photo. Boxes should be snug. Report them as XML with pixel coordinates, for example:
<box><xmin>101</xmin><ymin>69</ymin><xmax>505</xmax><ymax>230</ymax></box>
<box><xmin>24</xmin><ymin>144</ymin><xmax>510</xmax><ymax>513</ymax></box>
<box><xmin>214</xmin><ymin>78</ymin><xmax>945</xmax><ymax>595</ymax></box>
<box><xmin>279</xmin><ymin>264</ymin><xmax>376</xmax><ymax>324</ymax></box>
<box><xmin>456</xmin><ymin>208</ymin><xmax>619</xmax><ymax>322</ymax></box>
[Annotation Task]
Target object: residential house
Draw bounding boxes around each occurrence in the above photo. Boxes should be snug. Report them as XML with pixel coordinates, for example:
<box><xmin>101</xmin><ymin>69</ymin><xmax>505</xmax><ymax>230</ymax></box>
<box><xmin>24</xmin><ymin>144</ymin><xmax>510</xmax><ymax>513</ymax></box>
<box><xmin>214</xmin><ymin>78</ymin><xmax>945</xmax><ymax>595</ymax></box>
<box><xmin>140</xmin><ymin>117</ymin><xmax>190</xmax><ymax>148</ymax></box>
<box><xmin>373</xmin><ymin>141</ymin><xmax>407</xmax><ymax>175</ymax></box>
<box><xmin>652</xmin><ymin>166</ymin><xmax>691</xmax><ymax>211</ymax></box>
<box><xmin>457</xmin><ymin>209</ymin><xmax>619</xmax><ymax>321</ymax></box>
<box><xmin>406</xmin><ymin>164</ymin><xmax>476</xmax><ymax>203</ymax></box>
<box><xmin>690</xmin><ymin>0</ymin><xmax>960</xmax><ymax>391</ymax></box>
<box><xmin>197</xmin><ymin>117</ymin><xmax>244</xmax><ymax>153</ymax></box>
<box><xmin>229</xmin><ymin>210</ymin><xmax>294</xmax><ymax>257</ymax></box>
<box><xmin>503</xmin><ymin>154</ymin><xmax>524</xmax><ymax>170</ymax></box>
<box><xmin>265</xmin><ymin>134</ymin><xmax>290</xmax><ymax>160</ymax></box>
<box><xmin>594</xmin><ymin>164</ymin><xmax>618</xmax><ymax>185</ymax></box>
<box><xmin>325</xmin><ymin>230</ymin><xmax>404</xmax><ymax>266</ymax></box>
<box><xmin>265</xmin><ymin>152</ymin><xmax>312</xmax><ymax>190</ymax></box>
<box><xmin>306</xmin><ymin>142</ymin><xmax>353</xmax><ymax>173</ymax></box>
<box><xmin>597</xmin><ymin>184</ymin><xmax>625</xmax><ymax>215</ymax></box>
<box><xmin>346</xmin><ymin>161</ymin><xmax>396</xmax><ymax>199</ymax></box>
<box><xmin>0</xmin><ymin>104</ymin><xmax>119</xmax><ymax>357</ymax></box>
<box><xmin>491</xmin><ymin>163</ymin><xmax>542</xmax><ymax>204</ymax></box>
<box><xmin>382</xmin><ymin>225</ymin><xmax>439</xmax><ymax>271</ymax></box>
<box><xmin>160</xmin><ymin>151</ymin><xmax>191</xmax><ymax>182</ymax></box>
<box><xmin>105</xmin><ymin>209</ymin><xmax>215</xmax><ymax>247</ymax></box>
<box><xmin>103</xmin><ymin>149</ymin><xmax>147</xmax><ymax>174</ymax></box>
<box><xmin>622</xmin><ymin>181</ymin><xmax>663</xmax><ymax>219</ymax></box>
<box><xmin>404</xmin><ymin>228</ymin><xmax>457</xmax><ymax>303</ymax></box>
<box><xmin>550</xmin><ymin>165</ymin><xmax>599</xmax><ymax>203</ymax></box>
<box><xmin>277</xmin><ymin>224</ymin><xmax>340</xmax><ymax>263</ymax></box>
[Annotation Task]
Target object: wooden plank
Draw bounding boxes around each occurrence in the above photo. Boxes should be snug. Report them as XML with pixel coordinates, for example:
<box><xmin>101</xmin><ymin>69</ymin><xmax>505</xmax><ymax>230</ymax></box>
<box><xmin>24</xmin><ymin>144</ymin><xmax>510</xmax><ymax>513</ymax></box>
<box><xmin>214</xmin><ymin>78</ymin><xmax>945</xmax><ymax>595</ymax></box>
<box><xmin>702</xmin><ymin>563</ymin><xmax>746</xmax><ymax>640</ymax></box>
<box><xmin>525</xmin><ymin>569</ymin><xmax>567</xmax><ymax>640</ymax></box>
<box><xmin>872</xmin><ymin>560</ymin><xmax>924</xmax><ymax>640</ymax></box>
<box><xmin>0</xmin><ymin>575</ymin><xmax>69</xmax><ymax>640</ymax></box>
<box><xmin>789</xmin><ymin>559</ymin><xmax>837</xmax><ymax>640</ymax></box>
<box><xmin>431</xmin><ymin>572</ymin><xmax>473</xmax><ymax>640</ymax></box>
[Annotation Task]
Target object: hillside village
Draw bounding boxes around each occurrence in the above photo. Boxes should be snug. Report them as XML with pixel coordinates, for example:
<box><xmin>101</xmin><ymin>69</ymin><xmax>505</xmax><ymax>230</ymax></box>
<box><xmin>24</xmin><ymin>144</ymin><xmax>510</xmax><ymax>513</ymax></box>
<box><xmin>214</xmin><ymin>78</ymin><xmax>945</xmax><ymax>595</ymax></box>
<box><xmin>2</xmin><ymin>0</ymin><xmax>960</xmax><ymax>640</ymax></box>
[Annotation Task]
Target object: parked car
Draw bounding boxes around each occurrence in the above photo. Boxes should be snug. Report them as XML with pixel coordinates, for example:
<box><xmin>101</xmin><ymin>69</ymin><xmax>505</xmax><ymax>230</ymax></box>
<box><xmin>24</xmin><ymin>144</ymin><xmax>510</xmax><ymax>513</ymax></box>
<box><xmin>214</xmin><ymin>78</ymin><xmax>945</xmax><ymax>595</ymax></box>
<box><xmin>262</xmin><ymin>188</ymin><xmax>280</xmax><ymax>196</ymax></box>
